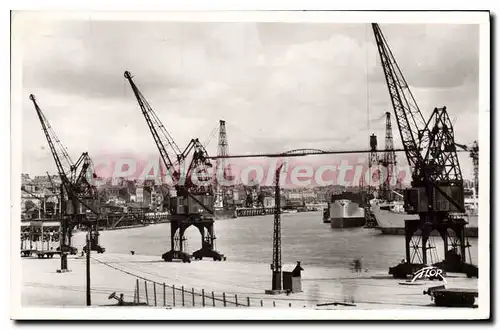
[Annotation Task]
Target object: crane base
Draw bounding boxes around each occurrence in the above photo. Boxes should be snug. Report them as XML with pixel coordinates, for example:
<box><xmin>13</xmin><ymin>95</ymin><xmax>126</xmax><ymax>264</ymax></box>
<box><xmin>265</xmin><ymin>289</ymin><xmax>287</xmax><ymax>295</ymax></box>
<box><xmin>389</xmin><ymin>263</ymin><xmax>425</xmax><ymax>279</ymax></box>
<box><xmin>192</xmin><ymin>248</ymin><xmax>226</xmax><ymax>261</ymax></box>
<box><xmin>161</xmin><ymin>250</ymin><xmax>192</xmax><ymax>263</ymax></box>
<box><xmin>432</xmin><ymin>261</ymin><xmax>478</xmax><ymax>278</ymax></box>
<box><xmin>56</xmin><ymin>269</ymin><xmax>72</xmax><ymax>273</ymax></box>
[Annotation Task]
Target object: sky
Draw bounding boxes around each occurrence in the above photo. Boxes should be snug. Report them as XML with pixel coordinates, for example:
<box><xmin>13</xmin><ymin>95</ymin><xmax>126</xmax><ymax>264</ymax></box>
<box><xmin>16</xmin><ymin>14</ymin><xmax>480</xmax><ymax>182</ymax></box>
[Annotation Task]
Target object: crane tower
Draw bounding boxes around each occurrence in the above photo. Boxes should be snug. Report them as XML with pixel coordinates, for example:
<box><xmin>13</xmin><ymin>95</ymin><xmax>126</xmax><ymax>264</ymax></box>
<box><xmin>216</xmin><ymin>120</ymin><xmax>235</xmax><ymax>209</ymax></box>
<box><xmin>378</xmin><ymin>112</ymin><xmax>397</xmax><ymax>201</ymax></box>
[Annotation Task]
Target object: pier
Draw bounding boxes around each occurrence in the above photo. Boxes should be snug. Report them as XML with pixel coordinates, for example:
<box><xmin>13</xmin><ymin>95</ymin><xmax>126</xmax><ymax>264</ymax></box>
<box><xmin>235</xmin><ymin>207</ymin><xmax>276</xmax><ymax>217</ymax></box>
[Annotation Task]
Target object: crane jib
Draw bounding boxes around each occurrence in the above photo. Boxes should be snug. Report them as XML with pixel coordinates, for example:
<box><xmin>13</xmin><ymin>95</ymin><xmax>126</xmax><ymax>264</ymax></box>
<box><xmin>29</xmin><ymin>94</ymin><xmax>100</xmax><ymax>217</ymax></box>
<box><xmin>124</xmin><ymin>71</ymin><xmax>214</xmax><ymax>215</ymax></box>
<box><xmin>371</xmin><ymin>24</ymin><xmax>465</xmax><ymax>214</ymax></box>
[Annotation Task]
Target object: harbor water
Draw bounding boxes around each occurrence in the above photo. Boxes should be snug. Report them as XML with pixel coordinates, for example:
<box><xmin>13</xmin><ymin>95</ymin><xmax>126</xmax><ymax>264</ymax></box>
<box><xmin>73</xmin><ymin>211</ymin><xmax>479</xmax><ymax>272</ymax></box>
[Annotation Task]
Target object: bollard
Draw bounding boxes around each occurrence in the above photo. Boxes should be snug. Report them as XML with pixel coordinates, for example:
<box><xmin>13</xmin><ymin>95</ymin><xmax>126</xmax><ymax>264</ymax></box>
<box><xmin>247</xmin><ymin>297</ymin><xmax>250</xmax><ymax>307</ymax></box>
<box><xmin>163</xmin><ymin>283</ymin><xmax>166</xmax><ymax>306</ymax></box>
<box><xmin>153</xmin><ymin>282</ymin><xmax>157</xmax><ymax>306</ymax></box>
<box><xmin>182</xmin><ymin>286</ymin><xmax>185</xmax><ymax>307</ymax></box>
<box><xmin>202</xmin><ymin>289</ymin><xmax>205</xmax><ymax>307</ymax></box>
<box><xmin>273</xmin><ymin>301</ymin><xmax>276</xmax><ymax>307</ymax></box>
<box><xmin>260</xmin><ymin>300</ymin><xmax>263</xmax><ymax>307</ymax></box>
<box><xmin>212</xmin><ymin>291</ymin><xmax>215</xmax><ymax>307</ymax></box>
<box><xmin>172</xmin><ymin>285</ymin><xmax>176</xmax><ymax>307</ymax></box>
<box><xmin>235</xmin><ymin>294</ymin><xmax>238</xmax><ymax>307</ymax></box>
<box><xmin>289</xmin><ymin>303</ymin><xmax>291</xmax><ymax>307</ymax></box>
<box><xmin>223</xmin><ymin>292</ymin><xmax>226</xmax><ymax>307</ymax></box>
<box><xmin>144</xmin><ymin>281</ymin><xmax>149</xmax><ymax>305</ymax></box>
<box><xmin>192</xmin><ymin>288</ymin><xmax>195</xmax><ymax>306</ymax></box>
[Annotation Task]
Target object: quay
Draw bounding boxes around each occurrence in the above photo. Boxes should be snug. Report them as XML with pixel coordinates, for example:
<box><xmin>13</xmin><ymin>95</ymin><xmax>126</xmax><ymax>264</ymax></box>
<box><xmin>21</xmin><ymin>252</ymin><xmax>479</xmax><ymax>310</ymax></box>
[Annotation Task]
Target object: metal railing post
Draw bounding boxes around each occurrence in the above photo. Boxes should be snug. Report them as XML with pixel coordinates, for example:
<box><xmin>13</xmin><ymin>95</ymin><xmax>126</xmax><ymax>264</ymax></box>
<box><xmin>163</xmin><ymin>283</ymin><xmax>166</xmax><ymax>306</ymax></box>
<box><xmin>153</xmin><ymin>282</ymin><xmax>157</xmax><ymax>306</ymax></box>
<box><xmin>182</xmin><ymin>286</ymin><xmax>185</xmax><ymax>307</ymax></box>
<box><xmin>144</xmin><ymin>281</ymin><xmax>149</xmax><ymax>305</ymax></box>
<box><xmin>172</xmin><ymin>285</ymin><xmax>176</xmax><ymax>307</ymax></box>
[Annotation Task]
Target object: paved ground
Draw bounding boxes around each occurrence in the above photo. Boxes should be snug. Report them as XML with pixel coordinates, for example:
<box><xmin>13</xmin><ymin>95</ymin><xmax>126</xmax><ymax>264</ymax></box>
<box><xmin>21</xmin><ymin>252</ymin><xmax>478</xmax><ymax>310</ymax></box>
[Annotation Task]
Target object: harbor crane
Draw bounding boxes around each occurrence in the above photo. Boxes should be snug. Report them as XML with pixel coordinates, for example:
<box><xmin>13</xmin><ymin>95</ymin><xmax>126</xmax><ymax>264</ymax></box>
<box><xmin>124</xmin><ymin>71</ymin><xmax>225</xmax><ymax>262</ymax></box>
<box><xmin>29</xmin><ymin>94</ymin><xmax>103</xmax><ymax>271</ymax></box>
<box><xmin>372</xmin><ymin>23</ymin><xmax>477</xmax><ymax>278</ymax></box>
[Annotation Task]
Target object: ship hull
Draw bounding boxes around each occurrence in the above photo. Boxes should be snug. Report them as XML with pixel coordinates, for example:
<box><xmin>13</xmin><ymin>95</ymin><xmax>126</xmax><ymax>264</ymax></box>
<box><xmin>330</xmin><ymin>217</ymin><xmax>366</xmax><ymax>229</ymax></box>
<box><xmin>371</xmin><ymin>200</ymin><xmax>478</xmax><ymax>238</ymax></box>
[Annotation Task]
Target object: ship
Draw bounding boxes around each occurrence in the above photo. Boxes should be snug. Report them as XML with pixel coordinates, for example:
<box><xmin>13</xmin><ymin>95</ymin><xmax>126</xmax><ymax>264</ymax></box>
<box><xmin>329</xmin><ymin>199</ymin><xmax>366</xmax><ymax>228</ymax></box>
<box><xmin>370</xmin><ymin>188</ymin><xmax>478</xmax><ymax>237</ymax></box>
<box><xmin>323</xmin><ymin>190</ymin><xmax>371</xmax><ymax>226</ymax></box>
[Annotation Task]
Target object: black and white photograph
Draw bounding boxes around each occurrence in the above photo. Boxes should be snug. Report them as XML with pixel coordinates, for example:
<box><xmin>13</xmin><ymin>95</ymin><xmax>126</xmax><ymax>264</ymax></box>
<box><xmin>9</xmin><ymin>10</ymin><xmax>490</xmax><ymax>320</ymax></box>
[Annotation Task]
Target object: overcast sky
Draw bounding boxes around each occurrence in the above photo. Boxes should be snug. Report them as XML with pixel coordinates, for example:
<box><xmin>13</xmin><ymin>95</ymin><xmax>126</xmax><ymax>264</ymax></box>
<box><xmin>17</xmin><ymin>15</ymin><xmax>479</xmax><ymax>181</ymax></box>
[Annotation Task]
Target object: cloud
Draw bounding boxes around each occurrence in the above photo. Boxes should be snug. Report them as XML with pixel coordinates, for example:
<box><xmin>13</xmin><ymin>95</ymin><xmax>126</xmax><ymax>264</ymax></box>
<box><xmin>16</xmin><ymin>16</ymin><xmax>479</xmax><ymax>182</ymax></box>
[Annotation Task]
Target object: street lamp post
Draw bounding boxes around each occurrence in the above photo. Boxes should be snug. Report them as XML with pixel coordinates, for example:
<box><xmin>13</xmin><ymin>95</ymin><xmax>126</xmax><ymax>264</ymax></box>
<box><xmin>86</xmin><ymin>226</ymin><xmax>91</xmax><ymax>306</ymax></box>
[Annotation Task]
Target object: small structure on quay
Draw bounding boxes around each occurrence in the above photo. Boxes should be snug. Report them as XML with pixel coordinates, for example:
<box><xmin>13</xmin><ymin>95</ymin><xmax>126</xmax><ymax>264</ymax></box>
<box><xmin>283</xmin><ymin>261</ymin><xmax>304</xmax><ymax>293</ymax></box>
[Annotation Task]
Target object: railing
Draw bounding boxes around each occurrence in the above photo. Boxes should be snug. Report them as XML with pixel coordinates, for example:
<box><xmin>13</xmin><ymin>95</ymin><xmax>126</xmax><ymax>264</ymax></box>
<box><xmin>131</xmin><ymin>278</ymin><xmax>289</xmax><ymax>308</ymax></box>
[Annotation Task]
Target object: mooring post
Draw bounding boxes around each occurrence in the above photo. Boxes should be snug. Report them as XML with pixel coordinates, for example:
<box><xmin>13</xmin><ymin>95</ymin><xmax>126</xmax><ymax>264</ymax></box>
<box><xmin>235</xmin><ymin>294</ymin><xmax>238</xmax><ymax>307</ymax></box>
<box><xmin>163</xmin><ymin>283</ymin><xmax>166</xmax><ymax>306</ymax></box>
<box><xmin>153</xmin><ymin>282</ymin><xmax>157</xmax><ymax>306</ymax></box>
<box><xmin>247</xmin><ymin>297</ymin><xmax>250</xmax><ymax>307</ymax></box>
<box><xmin>182</xmin><ymin>285</ymin><xmax>185</xmax><ymax>306</ymax></box>
<box><xmin>202</xmin><ymin>289</ymin><xmax>205</xmax><ymax>307</ymax></box>
<box><xmin>172</xmin><ymin>285</ymin><xmax>176</xmax><ymax>307</ymax></box>
<box><xmin>144</xmin><ymin>281</ymin><xmax>149</xmax><ymax>305</ymax></box>
<box><xmin>192</xmin><ymin>288</ymin><xmax>195</xmax><ymax>306</ymax></box>
<box><xmin>212</xmin><ymin>291</ymin><xmax>215</xmax><ymax>307</ymax></box>
<box><xmin>223</xmin><ymin>292</ymin><xmax>226</xmax><ymax>307</ymax></box>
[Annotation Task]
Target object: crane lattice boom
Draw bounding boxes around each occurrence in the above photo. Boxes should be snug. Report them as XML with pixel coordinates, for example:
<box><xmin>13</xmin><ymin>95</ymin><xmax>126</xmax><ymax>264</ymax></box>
<box><xmin>372</xmin><ymin>23</ymin><xmax>465</xmax><ymax>214</ymax></box>
<box><xmin>29</xmin><ymin>94</ymin><xmax>99</xmax><ymax>215</ymax></box>
<box><xmin>124</xmin><ymin>71</ymin><xmax>181</xmax><ymax>178</ymax></box>
<box><xmin>124</xmin><ymin>71</ymin><xmax>214</xmax><ymax>214</ymax></box>
<box><xmin>372</xmin><ymin>24</ymin><xmax>427</xmax><ymax>181</ymax></box>
<box><xmin>30</xmin><ymin>94</ymin><xmax>73</xmax><ymax>188</ymax></box>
